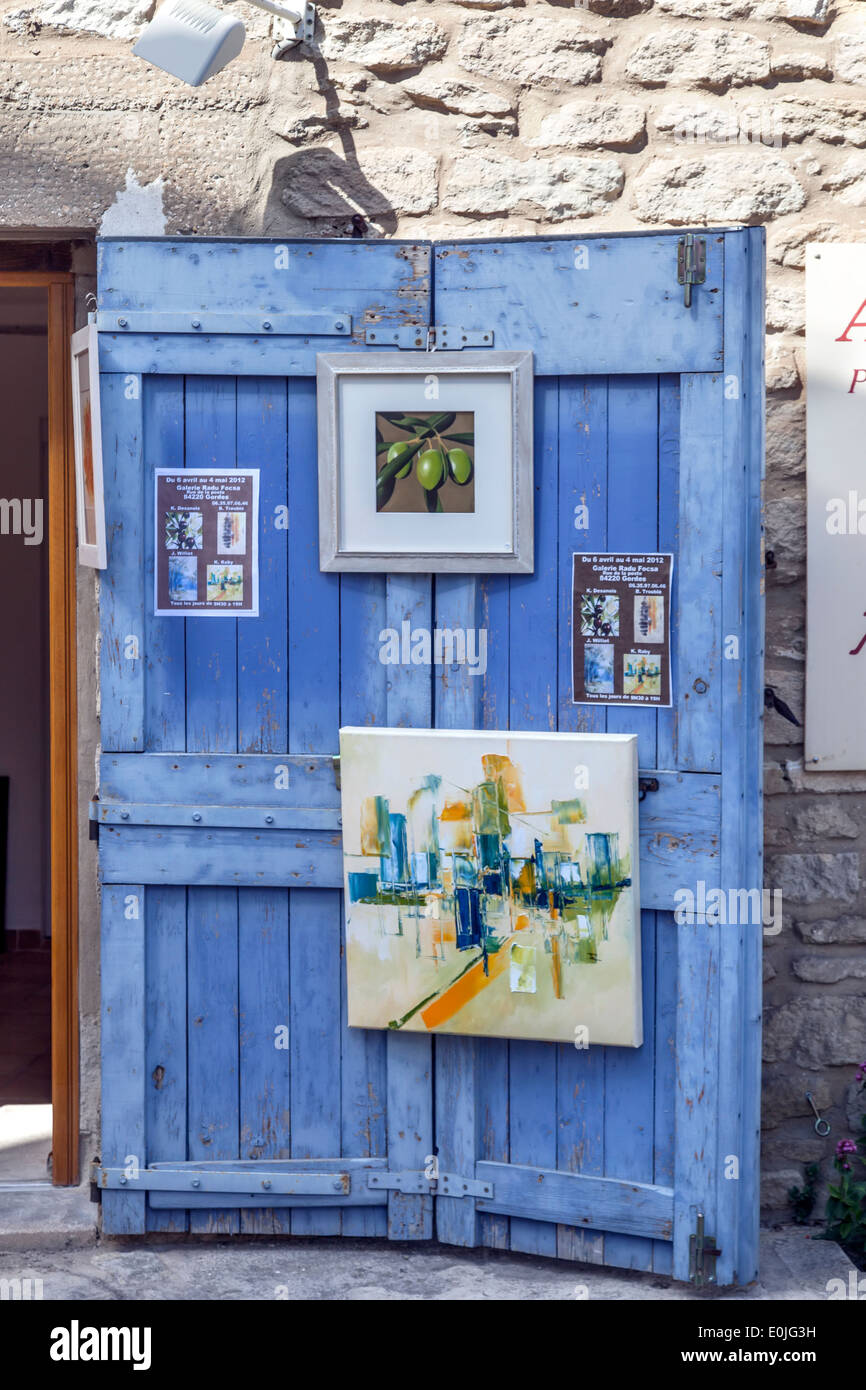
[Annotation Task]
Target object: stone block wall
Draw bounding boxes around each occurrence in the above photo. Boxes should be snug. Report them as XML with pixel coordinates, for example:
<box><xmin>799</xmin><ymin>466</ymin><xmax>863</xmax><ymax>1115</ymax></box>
<box><xmin>2</xmin><ymin>0</ymin><xmax>865</xmax><ymax>1214</ymax></box>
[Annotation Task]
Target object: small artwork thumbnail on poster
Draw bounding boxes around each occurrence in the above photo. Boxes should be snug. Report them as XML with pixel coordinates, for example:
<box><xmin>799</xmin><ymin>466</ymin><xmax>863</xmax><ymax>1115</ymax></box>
<box><xmin>623</xmin><ymin>652</ymin><xmax>662</xmax><ymax>697</ymax></box>
<box><xmin>584</xmin><ymin>642</ymin><xmax>614</xmax><ymax>695</ymax></box>
<box><xmin>218</xmin><ymin>511</ymin><xmax>246</xmax><ymax>555</ymax></box>
<box><xmin>580</xmin><ymin>593</ymin><xmax>619</xmax><ymax>639</ymax></box>
<box><xmin>634</xmin><ymin>593</ymin><xmax>664</xmax><ymax>643</ymax></box>
<box><xmin>168</xmin><ymin>553</ymin><xmax>197</xmax><ymax>602</ymax></box>
<box><xmin>165</xmin><ymin>510</ymin><xmax>203</xmax><ymax>551</ymax></box>
<box><xmin>207</xmin><ymin>564</ymin><xmax>244</xmax><ymax>604</ymax></box>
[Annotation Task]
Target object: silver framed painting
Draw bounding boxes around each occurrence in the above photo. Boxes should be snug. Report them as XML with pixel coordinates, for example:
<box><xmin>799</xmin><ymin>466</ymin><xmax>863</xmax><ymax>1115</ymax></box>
<box><xmin>316</xmin><ymin>350</ymin><xmax>534</xmax><ymax>573</ymax></box>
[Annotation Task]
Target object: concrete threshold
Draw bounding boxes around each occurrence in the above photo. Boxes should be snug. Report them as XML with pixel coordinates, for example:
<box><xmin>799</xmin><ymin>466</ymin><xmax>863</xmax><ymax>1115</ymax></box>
<box><xmin>0</xmin><ymin>1181</ymin><xmax>97</xmax><ymax>1252</ymax></box>
<box><xmin>0</xmin><ymin>1207</ymin><xmax>858</xmax><ymax>1298</ymax></box>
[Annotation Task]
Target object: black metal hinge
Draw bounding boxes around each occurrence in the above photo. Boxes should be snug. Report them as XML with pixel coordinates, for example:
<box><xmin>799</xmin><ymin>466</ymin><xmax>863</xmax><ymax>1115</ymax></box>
<box><xmin>677</xmin><ymin>234</ymin><xmax>706</xmax><ymax>309</ymax></box>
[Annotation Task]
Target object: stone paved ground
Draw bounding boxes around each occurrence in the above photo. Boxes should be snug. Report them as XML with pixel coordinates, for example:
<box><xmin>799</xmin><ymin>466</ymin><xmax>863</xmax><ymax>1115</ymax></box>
<box><xmin>0</xmin><ymin>1223</ymin><xmax>857</xmax><ymax>1300</ymax></box>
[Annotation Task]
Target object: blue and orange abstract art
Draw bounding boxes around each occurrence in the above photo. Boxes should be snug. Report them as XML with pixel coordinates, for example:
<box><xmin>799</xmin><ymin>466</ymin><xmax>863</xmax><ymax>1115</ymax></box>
<box><xmin>340</xmin><ymin>728</ymin><xmax>642</xmax><ymax>1046</ymax></box>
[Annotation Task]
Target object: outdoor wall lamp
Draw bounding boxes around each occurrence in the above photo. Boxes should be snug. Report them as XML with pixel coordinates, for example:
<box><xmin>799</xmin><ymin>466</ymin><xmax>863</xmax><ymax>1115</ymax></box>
<box><xmin>133</xmin><ymin>0</ymin><xmax>316</xmax><ymax>87</ymax></box>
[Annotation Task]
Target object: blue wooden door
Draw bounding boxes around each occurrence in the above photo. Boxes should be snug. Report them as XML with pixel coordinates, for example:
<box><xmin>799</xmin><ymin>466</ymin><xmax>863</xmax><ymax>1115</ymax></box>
<box><xmin>95</xmin><ymin>232</ymin><xmax>763</xmax><ymax>1285</ymax></box>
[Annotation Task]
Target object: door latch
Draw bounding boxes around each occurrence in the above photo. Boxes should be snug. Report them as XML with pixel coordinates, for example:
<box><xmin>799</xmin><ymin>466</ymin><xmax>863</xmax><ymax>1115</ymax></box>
<box><xmin>689</xmin><ymin>1210</ymin><xmax>721</xmax><ymax>1286</ymax></box>
<box><xmin>677</xmin><ymin>234</ymin><xmax>706</xmax><ymax>309</ymax></box>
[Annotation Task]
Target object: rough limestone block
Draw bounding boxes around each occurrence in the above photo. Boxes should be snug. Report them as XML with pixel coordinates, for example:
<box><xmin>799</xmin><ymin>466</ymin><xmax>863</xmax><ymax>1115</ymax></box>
<box><xmin>443</xmin><ymin>151</ymin><xmax>624</xmax><ymax>219</ymax></box>
<box><xmin>765</xmin><ymin>851</ymin><xmax>859</xmax><ymax>905</ymax></box>
<box><xmin>457</xmin><ymin>13</ymin><xmax>607</xmax><ymax>90</ymax></box>
<box><xmin>531</xmin><ymin>100</ymin><xmax>646</xmax><ymax>151</ymax></box>
<box><xmin>625</xmin><ymin>29</ymin><xmax>771</xmax><ymax>91</ymax></box>
<box><xmin>319</xmin><ymin>17</ymin><xmax>448</xmax><ymax>74</ymax></box>
<box><xmin>632</xmin><ymin>151</ymin><xmax>806</xmax><ymax>224</ymax></box>
<box><xmin>763</xmin><ymin>995</ymin><xmax>866</xmax><ymax>1066</ymax></box>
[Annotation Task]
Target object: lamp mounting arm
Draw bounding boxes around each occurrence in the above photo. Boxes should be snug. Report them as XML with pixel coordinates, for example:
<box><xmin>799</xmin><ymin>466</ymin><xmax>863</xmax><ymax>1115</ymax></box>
<box><xmin>225</xmin><ymin>0</ymin><xmax>315</xmax><ymax>50</ymax></box>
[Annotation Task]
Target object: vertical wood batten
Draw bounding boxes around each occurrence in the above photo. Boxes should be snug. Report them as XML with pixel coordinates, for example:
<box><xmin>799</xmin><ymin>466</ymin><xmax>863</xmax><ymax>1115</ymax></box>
<box><xmin>145</xmin><ymin>886</ymin><xmax>188</xmax><ymax>1232</ymax></box>
<box><xmin>508</xmin><ymin>377</ymin><xmax>559</xmax><ymax>1258</ymax></box>
<box><xmin>101</xmin><ymin>884</ymin><xmax>146</xmax><ymax>1234</ymax></box>
<box><xmin>556</xmin><ymin>377</ymin><xmax>608</xmax><ymax>1265</ymax></box>
<box><xmin>672</xmin><ymin>367</ymin><xmax>726</xmax><ymax>1281</ymax></box>
<box><xmin>717</xmin><ymin>228</ymin><xmax>765</xmax><ymax>1285</ymax></box>
<box><xmin>288</xmin><ymin>376</ymin><xmax>342</xmax><ymax>1236</ymax></box>
<box><xmin>433</xmin><ymin>573</ymin><xmax>481</xmax><ymax>1248</ymax></box>
<box><xmin>340</xmin><ymin>572</ymin><xmax>389</xmax><ymax>1237</ymax></box>
<box><xmin>100</xmin><ymin>375</ymin><xmax>145</xmax><ymax>750</ymax></box>
<box><xmin>656</xmin><ymin>376</ymin><xmax>681</xmax><ymax>772</ymax></box>
<box><xmin>143</xmin><ymin>376</ymin><xmax>186</xmax><ymax>751</ymax></box>
<box><xmin>183</xmin><ymin>377</ymin><xmax>238</xmax><ymax>753</ymax></box>
<box><xmin>238</xmin><ymin>888</ymin><xmax>291</xmax><ymax>1234</ymax></box>
<box><xmin>603</xmin><ymin>376</ymin><xmax>659</xmax><ymax>1273</ymax></box>
<box><xmin>674</xmin><ymin>374</ymin><xmax>724</xmax><ymax>773</ymax></box>
<box><xmin>187</xmin><ymin>886</ymin><xmax>240</xmax><ymax>1234</ymax></box>
<box><xmin>385</xmin><ymin>574</ymin><xmax>434</xmax><ymax>1241</ymax></box>
<box><xmin>476</xmin><ymin>570</ymin><xmax>510</xmax><ymax>1251</ymax></box>
<box><xmin>237</xmin><ymin>377</ymin><xmax>288</xmax><ymax>753</ymax></box>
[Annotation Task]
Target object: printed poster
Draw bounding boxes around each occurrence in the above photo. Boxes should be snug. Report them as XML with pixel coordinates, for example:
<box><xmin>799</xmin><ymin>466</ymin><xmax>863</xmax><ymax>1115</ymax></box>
<box><xmin>154</xmin><ymin>469</ymin><xmax>259</xmax><ymax>617</ymax></box>
<box><xmin>572</xmin><ymin>552</ymin><xmax>673</xmax><ymax>707</ymax></box>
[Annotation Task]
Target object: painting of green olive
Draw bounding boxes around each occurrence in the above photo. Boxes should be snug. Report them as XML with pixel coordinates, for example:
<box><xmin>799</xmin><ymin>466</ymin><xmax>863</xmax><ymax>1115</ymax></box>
<box><xmin>376</xmin><ymin>411</ymin><xmax>475</xmax><ymax>514</ymax></box>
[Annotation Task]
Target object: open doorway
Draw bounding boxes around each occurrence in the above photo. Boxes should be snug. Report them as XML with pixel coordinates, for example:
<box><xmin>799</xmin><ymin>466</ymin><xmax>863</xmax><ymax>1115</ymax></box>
<box><xmin>0</xmin><ymin>267</ymin><xmax>77</xmax><ymax>1186</ymax></box>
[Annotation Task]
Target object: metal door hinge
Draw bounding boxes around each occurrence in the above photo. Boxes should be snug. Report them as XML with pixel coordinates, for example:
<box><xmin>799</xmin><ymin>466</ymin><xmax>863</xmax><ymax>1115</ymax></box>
<box><xmin>364</xmin><ymin>325</ymin><xmax>494</xmax><ymax>350</ymax></box>
<box><xmin>367</xmin><ymin>1170</ymin><xmax>494</xmax><ymax>1199</ymax></box>
<box><xmin>677</xmin><ymin>234</ymin><xmax>706</xmax><ymax>309</ymax></box>
<box><xmin>689</xmin><ymin>1211</ymin><xmax>721</xmax><ymax>1286</ymax></box>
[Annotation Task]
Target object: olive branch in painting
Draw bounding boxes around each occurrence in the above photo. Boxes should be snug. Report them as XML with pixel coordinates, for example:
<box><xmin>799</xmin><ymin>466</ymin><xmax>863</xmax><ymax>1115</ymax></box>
<box><xmin>376</xmin><ymin>412</ymin><xmax>474</xmax><ymax>513</ymax></box>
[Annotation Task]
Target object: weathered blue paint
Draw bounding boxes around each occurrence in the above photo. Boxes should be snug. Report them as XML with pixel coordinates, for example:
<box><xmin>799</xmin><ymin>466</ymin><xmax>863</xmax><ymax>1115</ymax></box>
<box><xmin>97</xmin><ymin>232</ymin><xmax>763</xmax><ymax>1283</ymax></box>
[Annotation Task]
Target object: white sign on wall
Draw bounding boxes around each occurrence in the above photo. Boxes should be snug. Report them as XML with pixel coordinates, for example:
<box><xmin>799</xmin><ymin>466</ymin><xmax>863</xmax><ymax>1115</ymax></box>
<box><xmin>806</xmin><ymin>244</ymin><xmax>866</xmax><ymax>769</ymax></box>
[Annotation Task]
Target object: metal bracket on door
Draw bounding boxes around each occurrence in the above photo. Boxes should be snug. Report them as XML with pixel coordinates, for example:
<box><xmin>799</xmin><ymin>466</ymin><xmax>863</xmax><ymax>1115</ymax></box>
<box><xmin>93</xmin><ymin>1165</ymin><xmax>350</xmax><ymax>1196</ymax></box>
<box><xmin>95</xmin><ymin>310</ymin><xmax>352</xmax><ymax>337</ymax></box>
<box><xmin>364</xmin><ymin>325</ymin><xmax>494</xmax><ymax>349</ymax></box>
<box><xmin>677</xmin><ymin>234</ymin><xmax>706</xmax><ymax>309</ymax></box>
<box><xmin>367</xmin><ymin>1171</ymin><xmax>494</xmax><ymax>1199</ymax></box>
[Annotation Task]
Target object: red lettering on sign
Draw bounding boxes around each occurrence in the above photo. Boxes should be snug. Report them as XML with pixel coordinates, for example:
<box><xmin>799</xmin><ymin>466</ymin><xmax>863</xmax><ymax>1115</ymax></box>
<box><xmin>836</xmin><ymin>298</ymin><xmax>866</xmax><ymax>343</ymax></box>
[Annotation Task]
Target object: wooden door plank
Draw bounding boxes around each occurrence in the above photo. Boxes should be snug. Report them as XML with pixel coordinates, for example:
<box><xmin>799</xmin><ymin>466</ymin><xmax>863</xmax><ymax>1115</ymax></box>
<box><xmin>339</xmin><ymin>571</ymin><xmax>389</xmax><ymax>1238</ymax></box>
<box><xmin>143</xmin><ymin>375</ymin><xmax>186</xmax><ymax>752</ymax></box>
<box><xmin>100</xmin><ymin>375</ymin><xmax>145</xmax><ymax>751</ymax></box>
<box><xmin>507</xmin><ymin>377</ymin><xmax>559</xmax><ymax>1258</ymax></box>
<box><xmin>145</xmin><ymin>887</ymin><xmax>188</xmax><ymax>1232</ymax></box>
<box><xmin>97</xmin><ymin>240</ymin><xmax>432</xmax><ymax>376</ymax></box>
<box><xmin>239</xmin><ymin>888</ymin><xmax>291</xmax><ymax>1234</ymax></box>
<box><xmin>287</xmin><ymin>375</ymin><xmax>343</xmax><ymax>1236</ymax></box>
<box><xmin>187</xmin><ymin>886</ymin><xmax>240</xmax><ymax>1233</ymax></box>
<box><xmin>384</xmin><ymin>574</ymin><xmax>434</xmax><ymax>1241</ymax></box>
<box><xmin>184</xmin><ymin>377</ymin><xmax>238</xmax><ymax>753</ymax></box>
<box><xmin>237</xmin><ymin>377</ymin><xmax>288</xmax><ymax>753</ymax></box>
<box><xmin>433</xmin><ymin>237</ymin><xmax>724</xmax><ymax>376</ymax></box>
<box><xmin>100</xmin><ymin>884</ymin><xmax>146</xmax><ymax>1234</ymax></box>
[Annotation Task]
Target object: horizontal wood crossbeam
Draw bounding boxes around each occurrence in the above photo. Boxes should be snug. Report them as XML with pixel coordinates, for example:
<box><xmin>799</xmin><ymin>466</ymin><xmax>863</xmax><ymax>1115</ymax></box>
<box><xmin>97</xmin><ymin>753</ymin><xmax>719</xmax><ymax>908</ymax></box>
<box><xmin>475</xmin><ymin>1162</ymin><xmax>674</xmax><ymax>1242</ymax></box>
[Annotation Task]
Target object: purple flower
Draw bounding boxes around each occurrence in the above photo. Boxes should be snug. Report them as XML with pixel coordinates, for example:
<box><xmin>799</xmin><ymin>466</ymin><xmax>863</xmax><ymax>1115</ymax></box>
<box><xmin>837</xmin><ymin>1138</ymin><xmax>858</xmax><ymax>1156</ymax></box>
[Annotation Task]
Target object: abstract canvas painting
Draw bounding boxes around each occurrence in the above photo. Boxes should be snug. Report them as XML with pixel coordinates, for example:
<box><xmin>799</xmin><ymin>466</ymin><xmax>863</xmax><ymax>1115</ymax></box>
<box><xmin>340</xmin><ymin>728</ymin><xmax>642</xmax><ymax>1046</ymax></box>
